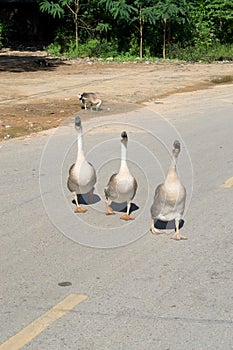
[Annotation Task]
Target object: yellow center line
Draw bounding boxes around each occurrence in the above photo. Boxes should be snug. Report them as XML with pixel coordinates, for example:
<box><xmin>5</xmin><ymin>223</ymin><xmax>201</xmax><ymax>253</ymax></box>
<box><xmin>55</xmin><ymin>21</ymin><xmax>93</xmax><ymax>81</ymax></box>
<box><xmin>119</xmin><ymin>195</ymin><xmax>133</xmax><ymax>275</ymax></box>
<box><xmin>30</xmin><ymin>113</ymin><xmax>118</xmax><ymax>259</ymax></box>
<box><xmin>0</xmin><ymin>294</ymin><xmax>87</xmax><ymax>350</ymax></box>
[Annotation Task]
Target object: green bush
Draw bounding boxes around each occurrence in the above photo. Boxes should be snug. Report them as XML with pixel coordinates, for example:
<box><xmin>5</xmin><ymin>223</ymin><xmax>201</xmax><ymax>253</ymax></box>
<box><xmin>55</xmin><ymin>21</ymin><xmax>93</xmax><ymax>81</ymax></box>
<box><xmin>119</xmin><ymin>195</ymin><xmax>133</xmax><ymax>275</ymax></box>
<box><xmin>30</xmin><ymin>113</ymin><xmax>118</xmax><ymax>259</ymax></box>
<box><xmin>0</xmin><ymin>20</ymin><xmax>10</xmax><ymax>49</ymax></box>
<box><xmin>45</xmin><ymin>37</ymin><xmax>119</xmax><ymax>59</ymax></box>
<box><xmin>46</xmin><ymin>42</ymin><xmax>62</xmax><ymax>57</ymax></box>
<box><xmin>167</xmin><ymin>42</ymin><xmax>233</xmax><ymax>62</ymax></box>
<box><xmin>75</xmin><ymin>39</ymin><xmax>118</xmax><ymax>59</ymax></box>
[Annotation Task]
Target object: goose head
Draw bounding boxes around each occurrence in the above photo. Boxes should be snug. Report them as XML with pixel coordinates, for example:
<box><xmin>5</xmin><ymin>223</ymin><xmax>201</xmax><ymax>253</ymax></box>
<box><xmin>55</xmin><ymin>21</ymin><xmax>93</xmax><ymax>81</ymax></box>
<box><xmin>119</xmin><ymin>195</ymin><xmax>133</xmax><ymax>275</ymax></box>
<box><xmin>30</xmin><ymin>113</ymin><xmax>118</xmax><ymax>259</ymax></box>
<box><xmin>172</xmin><ymin>140</ymin><xmax>180</xmax><ymax>157</ymax></box>
<box><xmin>121</xmin><ymin>131</ymin><xmax>128</xmax><ymax>145</ymax></box>
<box><xmin>75</xmin><ymin>116</ymin><xmax>82</xmax><ymax>130</ymax></box>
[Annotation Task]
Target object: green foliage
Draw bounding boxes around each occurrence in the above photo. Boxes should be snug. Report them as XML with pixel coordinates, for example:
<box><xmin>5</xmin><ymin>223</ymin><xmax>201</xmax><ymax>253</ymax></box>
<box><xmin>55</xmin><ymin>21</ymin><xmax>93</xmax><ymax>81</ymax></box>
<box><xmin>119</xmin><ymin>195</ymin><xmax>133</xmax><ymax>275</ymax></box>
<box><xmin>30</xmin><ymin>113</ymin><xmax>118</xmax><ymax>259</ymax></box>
<box><xmin>96</xmin><ymin>23</ymin><xmax>112</xmax><ymax>33</ymax></box>
<box><xmin>0</xmin><ymin>16</ymin><xmax>12</xmax><ymax>49</ymax></box>
<box><xmin>45</xmin><ymin>38</ymin><xmax>119</xmax><ymax>59</ymax></box>
<box><xmin>189</xmin><ymin>3</ymin><xmax>217</xmax><ymax>49</ymax></box>
<box><xmin>206</xmin><ymin>0</ymin><xmax>233</xmax><ymax>43</ymax></box>
<box><xmin>100</xmin><ymin>0</ymin><xmax>161</xmax><ymax>58</ymax></box>
<box><xmin>206</xmin><ymin>0</ymin><xmax>233</xmax><ymax>22</ymax></box>
<box><xmin>167</xmin><ymin>42</ymin><xmax>233</xmax><ymax>62</ymax></box>
<box><xmin>46</xmin><ymin>42</ymin><xmax>62</xmax><ymax>57</ymax></box>
<box><xmin>100</xmin><ymin>0</ymin><xmax>136</xmax><ymax>21</ymax></box>
<box><xmin>1</xmin><ymin>0</ymin><xmax>232</xmax><ymax>62</ymax></box>
<box><xmin>76</xmin><ymin>39</ymin><xmax>118</xmax><ymax>58</ymax></box>
<box><xmin>39</xmin><ymin>1</ymin><xmax>81</xmax><ymax>49</ymax></box>
<box><xmin>39</xmin><ymin>1</ymin><xmax>65</xmax><ymax>18</ymax></box>
<box><xmin>154</xmin><ymin>0</ymin><xmax>191</xmax><ymax>23</ymax></box>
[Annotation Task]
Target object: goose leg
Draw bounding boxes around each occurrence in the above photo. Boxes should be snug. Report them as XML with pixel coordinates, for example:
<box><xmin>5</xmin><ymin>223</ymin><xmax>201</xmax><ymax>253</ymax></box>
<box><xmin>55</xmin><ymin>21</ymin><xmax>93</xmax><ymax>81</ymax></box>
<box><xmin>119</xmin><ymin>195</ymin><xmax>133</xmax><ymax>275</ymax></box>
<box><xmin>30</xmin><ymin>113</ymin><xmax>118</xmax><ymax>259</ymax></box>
<box><xmin>150</xmin><ymin>218</ymin><xmax>161</xmax><ymax>234</ymax></box>
<box><xmin>105</xmin><ymin>199</ymin><xmax>115</xmax><ymax>215</ymax></box>
<box><xmin>171</xmin><ymin>219</ymin><xmax>187</xmax><ymax>240</ymax></box>
<box><xmin>87</xmin><ymin>188</ymin><xmax>94</xmax><ymax>203</ymax></box>
<box><xmin>120</xmin><ymin>202</ymin><xmax>135</xmax><ymax>221</ymax></box>
<box><xmin>74</xmin><ymin>194</ymin><xmax>87</xmax><ymax>213</ymax></box>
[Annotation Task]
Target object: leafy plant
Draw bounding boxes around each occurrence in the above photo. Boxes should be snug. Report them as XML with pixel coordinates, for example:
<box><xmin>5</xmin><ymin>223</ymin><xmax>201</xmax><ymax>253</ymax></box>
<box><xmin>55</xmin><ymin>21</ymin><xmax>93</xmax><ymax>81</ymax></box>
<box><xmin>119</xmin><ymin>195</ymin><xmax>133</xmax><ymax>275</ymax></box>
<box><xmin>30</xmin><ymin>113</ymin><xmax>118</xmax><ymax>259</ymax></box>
<box><xmin>0</xmin><ymin>18</ymin><xmax>11</xmax><ymax>49</ymax></box>
<box><xmin>39</xmin><ymin>0</ymin><xmax>81</xmax><ymax>49</ymax></box>
<box><xmin>154</xmin><ymin>0</ymin><xmax>191</xmax><ymax>59</ymax></box>
<box><xmin>100</xmin><ymin>0</ymin><xmax>158</xmax><ymax>59</ymax></box>
<box><xmin>167</xmin><ymin>42</ymin><xmax>233</xmax><ymax>62</ymax></box>
<box><xmin>46</xmin><ymin>42</ymin><xmax>62</xmax><ymax>56</ymax></box>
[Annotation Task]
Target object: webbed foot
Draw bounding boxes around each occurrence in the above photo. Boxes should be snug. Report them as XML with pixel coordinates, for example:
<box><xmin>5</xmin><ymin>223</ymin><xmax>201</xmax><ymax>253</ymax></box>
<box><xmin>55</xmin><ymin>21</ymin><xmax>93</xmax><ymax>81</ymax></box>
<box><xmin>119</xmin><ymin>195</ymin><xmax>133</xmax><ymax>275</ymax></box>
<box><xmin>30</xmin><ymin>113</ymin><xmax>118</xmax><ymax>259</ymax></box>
<box><xmin>171</xmin><ymin>232</ymin><xmax>187</xmax><ymax>240</ymax></box>
<box><xmin>74</xmin><ymin>206</ymin><xmax>87</xmax><ymax>213</ymax></box>
<box><xmin>105</xmin><ymin>206</ymin><xmax>115</xmax><ymax>215</ymax></box>
<box><xmin>150</xmin><ymin>226</ymin><xmax>161</xmax><ymax>235</ymax></box>
<box><xmin>120</xmin><ymin>214</ymin><xmax>135</xmax><ymax>221</ymax></box>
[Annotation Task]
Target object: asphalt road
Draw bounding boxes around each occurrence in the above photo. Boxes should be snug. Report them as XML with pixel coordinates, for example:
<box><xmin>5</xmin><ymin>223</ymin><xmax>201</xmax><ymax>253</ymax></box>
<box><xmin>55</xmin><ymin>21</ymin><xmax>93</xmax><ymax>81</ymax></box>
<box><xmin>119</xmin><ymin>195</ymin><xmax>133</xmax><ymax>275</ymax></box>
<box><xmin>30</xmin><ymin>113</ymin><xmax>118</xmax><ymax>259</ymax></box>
<box><xmin>1</xmin><ymin>84</ymin><xmax>233</xmax><ymax>349</ymax></box>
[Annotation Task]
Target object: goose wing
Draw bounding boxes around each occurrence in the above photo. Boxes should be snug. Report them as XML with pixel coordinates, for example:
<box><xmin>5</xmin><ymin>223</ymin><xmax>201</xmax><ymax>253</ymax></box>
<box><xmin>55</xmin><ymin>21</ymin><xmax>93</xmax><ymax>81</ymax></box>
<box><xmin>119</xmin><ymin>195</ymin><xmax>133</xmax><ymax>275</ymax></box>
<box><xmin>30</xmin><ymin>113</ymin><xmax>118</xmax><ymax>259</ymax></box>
<box><xmin>131</xmin><ymin>177</ymin><xmax>138</xmax><ymax>201</ymax></box>
<box><xmin>88</xmin><ymin>161</ymin><xmax>97</xmax><ymax>185</ymax></box>
<box><xmin>150</xmin><ymin>184</ymin><xmax>166</xmax><ymax>219</ymax></box>
<box><xmin>104</xmin><ymin>173</ymin><xmax>118</xmax><ymax>200</ymax></box>
<box><xmin>67</xmin><ymin>163</ymin><xmax>79</xmax><ymax>193</ymax></box>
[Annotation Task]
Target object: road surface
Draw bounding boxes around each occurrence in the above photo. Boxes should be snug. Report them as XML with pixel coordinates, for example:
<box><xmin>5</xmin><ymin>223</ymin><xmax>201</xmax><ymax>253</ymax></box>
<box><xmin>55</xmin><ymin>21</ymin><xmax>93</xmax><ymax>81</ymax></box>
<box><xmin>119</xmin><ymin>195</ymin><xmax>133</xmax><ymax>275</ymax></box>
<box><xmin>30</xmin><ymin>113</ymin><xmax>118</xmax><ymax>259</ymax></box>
<box><xmin>1</xmin><ymin>84</ymin><xmax>233</xmax><ymax>349</ymax></box>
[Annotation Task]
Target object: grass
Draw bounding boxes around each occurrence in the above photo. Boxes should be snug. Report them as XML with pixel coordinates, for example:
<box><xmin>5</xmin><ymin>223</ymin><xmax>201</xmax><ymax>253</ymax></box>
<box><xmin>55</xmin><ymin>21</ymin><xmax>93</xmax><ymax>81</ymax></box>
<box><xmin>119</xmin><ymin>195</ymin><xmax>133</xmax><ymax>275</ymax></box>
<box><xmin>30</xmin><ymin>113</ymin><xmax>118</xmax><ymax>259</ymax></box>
<box><xmin>44</xmin><ymin>38</ymin><xmax>233</xmax><ymax>63</ymax></box>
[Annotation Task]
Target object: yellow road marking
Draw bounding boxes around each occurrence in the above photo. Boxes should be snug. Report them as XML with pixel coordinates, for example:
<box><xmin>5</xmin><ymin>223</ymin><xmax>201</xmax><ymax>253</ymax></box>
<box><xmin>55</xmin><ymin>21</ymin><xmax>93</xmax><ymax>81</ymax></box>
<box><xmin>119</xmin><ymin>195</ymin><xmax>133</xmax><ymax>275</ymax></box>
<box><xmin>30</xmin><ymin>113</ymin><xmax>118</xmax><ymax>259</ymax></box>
<box><xmin>0</xmin><ymin>294</ymin><xmax>87</xmax><ymax>350</ymax></box>
<box><xmin>221</xmin><ymin>176</ymin><xmax>233</xmax><ymax>188</ymax></box>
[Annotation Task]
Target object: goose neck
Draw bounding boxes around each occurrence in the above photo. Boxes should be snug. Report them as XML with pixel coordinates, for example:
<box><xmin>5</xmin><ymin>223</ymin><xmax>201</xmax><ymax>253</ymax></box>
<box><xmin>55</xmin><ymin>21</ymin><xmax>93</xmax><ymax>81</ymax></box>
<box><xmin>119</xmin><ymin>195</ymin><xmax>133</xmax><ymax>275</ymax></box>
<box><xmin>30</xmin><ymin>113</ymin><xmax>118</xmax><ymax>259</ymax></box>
<box><xmin>77</xmin><ymin>127</ymin><xmax>85</xmax><ymax>161</ymax></box>
<box><xmin>165</xmin><ymin>157</ymin><xmax>178</xmax><ymax>183</ymax></box>
<box><xmin>120</xmin><ymin>142</ymin><xmax>129</xmax><ymax>171</ymax></box>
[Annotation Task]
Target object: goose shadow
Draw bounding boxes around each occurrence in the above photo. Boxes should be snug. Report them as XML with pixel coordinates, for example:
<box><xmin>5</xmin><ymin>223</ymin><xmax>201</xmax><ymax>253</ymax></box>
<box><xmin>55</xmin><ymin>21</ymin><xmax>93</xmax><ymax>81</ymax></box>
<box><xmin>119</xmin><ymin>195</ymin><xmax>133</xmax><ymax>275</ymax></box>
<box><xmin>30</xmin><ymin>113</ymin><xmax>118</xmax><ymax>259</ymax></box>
<box><xmin>110</xmin><ymin>202</ymin><xmax>139</xmax><ymax>214</ymax></box>
<box><xmin>154</xmin><ymin>219</ymin><xmax>184</xmax><ymax>230</ymax></box>
<box><xmin>72</xmin><ymin>193</ymin><xmax>101</xmax><ymax>205</ymax></box>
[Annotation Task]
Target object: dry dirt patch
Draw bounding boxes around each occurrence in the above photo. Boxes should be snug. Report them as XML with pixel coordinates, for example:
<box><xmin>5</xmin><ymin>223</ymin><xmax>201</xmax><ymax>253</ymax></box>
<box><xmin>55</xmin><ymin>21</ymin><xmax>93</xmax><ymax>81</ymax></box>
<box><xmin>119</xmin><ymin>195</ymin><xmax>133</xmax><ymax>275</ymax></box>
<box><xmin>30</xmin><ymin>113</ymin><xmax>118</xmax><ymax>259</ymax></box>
<box><xmin>0</xmin><ymin>51</ymin><xmax>232</xmax><ymax>141</ymax></box>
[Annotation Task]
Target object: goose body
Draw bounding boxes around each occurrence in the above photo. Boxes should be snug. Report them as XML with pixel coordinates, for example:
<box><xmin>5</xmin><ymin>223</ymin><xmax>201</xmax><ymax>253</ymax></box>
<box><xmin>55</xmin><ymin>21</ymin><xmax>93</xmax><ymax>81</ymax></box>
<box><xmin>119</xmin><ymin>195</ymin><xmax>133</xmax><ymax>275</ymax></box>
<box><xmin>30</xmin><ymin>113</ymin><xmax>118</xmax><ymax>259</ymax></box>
<box><xmin>150</xmin><ymin>140</ymin><xmax>187</xmax><ymax>240</ymax></box>
<box><xmin>67</xmin><ymin>116</ymin><xmax>96</xmax><ymax>213</ymax></box>
<box><xmin>105</xmin><ymin>131</ymin><xmax>137</xmax><ymax>220</ymax></box>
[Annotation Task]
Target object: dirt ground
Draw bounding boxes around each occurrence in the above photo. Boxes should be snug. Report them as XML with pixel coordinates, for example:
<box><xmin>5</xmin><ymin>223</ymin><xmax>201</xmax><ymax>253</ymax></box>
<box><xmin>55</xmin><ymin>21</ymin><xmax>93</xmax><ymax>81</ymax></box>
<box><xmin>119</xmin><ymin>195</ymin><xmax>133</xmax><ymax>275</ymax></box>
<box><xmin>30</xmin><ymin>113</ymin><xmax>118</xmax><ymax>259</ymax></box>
<box><xmin>0</xmin><ymin>49</ymin><xmax>232</xmax><ymax>141</ymax></box>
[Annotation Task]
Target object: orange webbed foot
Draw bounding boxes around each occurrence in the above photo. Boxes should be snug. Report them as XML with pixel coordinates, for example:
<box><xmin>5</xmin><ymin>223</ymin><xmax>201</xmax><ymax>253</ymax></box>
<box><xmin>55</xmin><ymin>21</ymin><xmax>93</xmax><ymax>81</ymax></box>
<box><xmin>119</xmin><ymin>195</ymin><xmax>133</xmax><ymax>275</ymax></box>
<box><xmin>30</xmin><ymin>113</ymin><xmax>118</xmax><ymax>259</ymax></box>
<box><xmin>74</xmin><ymin>206</ymin><xmax>87</xmax><ymax>213</ymax></box>
<box><xmin>120</xmin><ymin>214</ymin><xmax>135</xmax><ymax>221</ymax></box>
<box><xmin>105</xmin><ymin>206</ymin><xmax>115</xmax><ymax>215</ymax></box>
<box><xmin>171</xmin><ymin>232</ymin><xmax>187</xmax><ymax>240</ymax></box>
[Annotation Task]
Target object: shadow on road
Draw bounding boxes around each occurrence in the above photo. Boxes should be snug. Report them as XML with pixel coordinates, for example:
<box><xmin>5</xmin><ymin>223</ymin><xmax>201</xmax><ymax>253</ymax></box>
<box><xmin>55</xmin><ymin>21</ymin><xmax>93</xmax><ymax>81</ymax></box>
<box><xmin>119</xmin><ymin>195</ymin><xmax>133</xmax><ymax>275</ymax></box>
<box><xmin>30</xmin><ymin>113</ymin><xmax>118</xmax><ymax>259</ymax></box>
<box><xmin>0</xmin><ymin>55</ymin><xmax>67</xmax><ymax>73</ymax></box>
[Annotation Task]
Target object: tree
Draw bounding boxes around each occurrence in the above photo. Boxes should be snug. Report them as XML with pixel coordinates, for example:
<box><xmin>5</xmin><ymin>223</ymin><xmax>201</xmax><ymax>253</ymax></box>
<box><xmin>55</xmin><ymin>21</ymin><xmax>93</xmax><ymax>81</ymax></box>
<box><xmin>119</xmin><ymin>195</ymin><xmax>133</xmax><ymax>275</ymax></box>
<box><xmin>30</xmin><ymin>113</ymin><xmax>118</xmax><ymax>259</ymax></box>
<box><xmin>205</xmin><ymin>0</ymin><xmax>233</xmax><ymax>43</ymax></box>
<box><xmin>132</xmin><ymin>1</ymin><xmax>158</xmax><ymax>59</ymax></box>
<box><xmin>100</xmin><ymin>0</ymin><xmax>158</xmax><ymax>59</ymax></box>
<box><xmin>154</xmin><ymin>0</ymin><xmax>191</xmax><ymax>59</ymax></box>
<box><xmin>38</xmin><ymin>0</ymin><xmax>81</xmax><ymax>49</ymax></box>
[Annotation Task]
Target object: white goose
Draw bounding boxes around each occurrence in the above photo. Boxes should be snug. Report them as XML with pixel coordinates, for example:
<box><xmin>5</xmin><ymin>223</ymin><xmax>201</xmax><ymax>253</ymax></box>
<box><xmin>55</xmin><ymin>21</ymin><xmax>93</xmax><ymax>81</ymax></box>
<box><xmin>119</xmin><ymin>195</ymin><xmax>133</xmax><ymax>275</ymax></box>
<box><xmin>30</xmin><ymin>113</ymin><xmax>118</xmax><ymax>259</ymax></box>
<box><xmin>67</xmin><ymin>116</ymin><xmax>97</xmax><ymax>213</ymax></box>
<box><xmin>104</xmin><ymin>131</ymin><xmax>137</xmax><ymax>220</ymax></box>
<box><xmin>150</xmin><ymin>140</ymin><xmax>187</xmax><ymax>240</ymax></box>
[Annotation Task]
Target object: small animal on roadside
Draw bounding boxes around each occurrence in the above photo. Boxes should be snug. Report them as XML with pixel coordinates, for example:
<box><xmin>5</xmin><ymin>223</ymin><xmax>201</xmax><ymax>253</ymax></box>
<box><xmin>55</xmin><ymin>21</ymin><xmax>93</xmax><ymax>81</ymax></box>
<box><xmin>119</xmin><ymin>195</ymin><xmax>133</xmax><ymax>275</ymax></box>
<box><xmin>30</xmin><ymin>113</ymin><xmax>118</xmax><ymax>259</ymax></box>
<box><xmin>67</xmin><ymin>116</ymin><xmax>97</xmax><ymax>213</ymax></box>
<box><xmin>104</xmin><ymin>131</ymin><xmax>138</xmax><ymax>220</ymax></box>
<box><xmin>150</xmin><ymin>140</ymin><xmax>187</xmax><ymax>240</ymax></box>
<box><xmin>77</xmin><ymin>92</ymin><xmax>102</xmax><ymax>111</ymax></box>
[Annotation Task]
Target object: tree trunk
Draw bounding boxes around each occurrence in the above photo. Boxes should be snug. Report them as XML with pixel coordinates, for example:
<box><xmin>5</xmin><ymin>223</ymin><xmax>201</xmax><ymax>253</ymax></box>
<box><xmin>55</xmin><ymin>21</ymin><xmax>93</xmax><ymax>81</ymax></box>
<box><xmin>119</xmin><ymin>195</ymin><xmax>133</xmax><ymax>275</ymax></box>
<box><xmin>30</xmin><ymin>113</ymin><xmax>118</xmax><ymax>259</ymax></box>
<box><xmin>163</xmin><ymin>18</ymin><xmax>167</xmax><ymax>59</ymax></box>
<box><xmin>139</xmin><ymin>4</ymin><xmax>143</xmax><ymax>59</ymax></box>
<box><xmin>75</xmin><ymin>12</ymin><xmax>78</xmax><ymax>50</ymax></box>
<box><xmin>75</xmin><ymin>0</ymin><xmax>79</xmax><ymax>50</ymax></box>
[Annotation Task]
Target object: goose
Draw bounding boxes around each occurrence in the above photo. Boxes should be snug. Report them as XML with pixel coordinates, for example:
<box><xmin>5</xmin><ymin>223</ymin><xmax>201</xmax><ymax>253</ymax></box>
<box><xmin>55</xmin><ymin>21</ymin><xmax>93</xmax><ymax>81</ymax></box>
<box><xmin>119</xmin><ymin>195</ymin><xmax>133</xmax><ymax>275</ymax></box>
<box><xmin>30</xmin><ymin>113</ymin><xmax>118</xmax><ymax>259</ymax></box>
<box><xmin>150</xmin><ymin>140</ymin><xmax>187</xmax><ymax>240</ymax></box>
<box><xmin>104</xmin><ymin>131</ymin><xmax>137</xmax><ymax>220</ymax></box>
<box><xmin>77</xmin><ymin>92</ymin><xmax>102</xmax><ymax>111</ymax></box>
<box><xmin>67</xmin><ymin>116</ymin><xmax>97</xmax><ymax>213</ymax></box>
